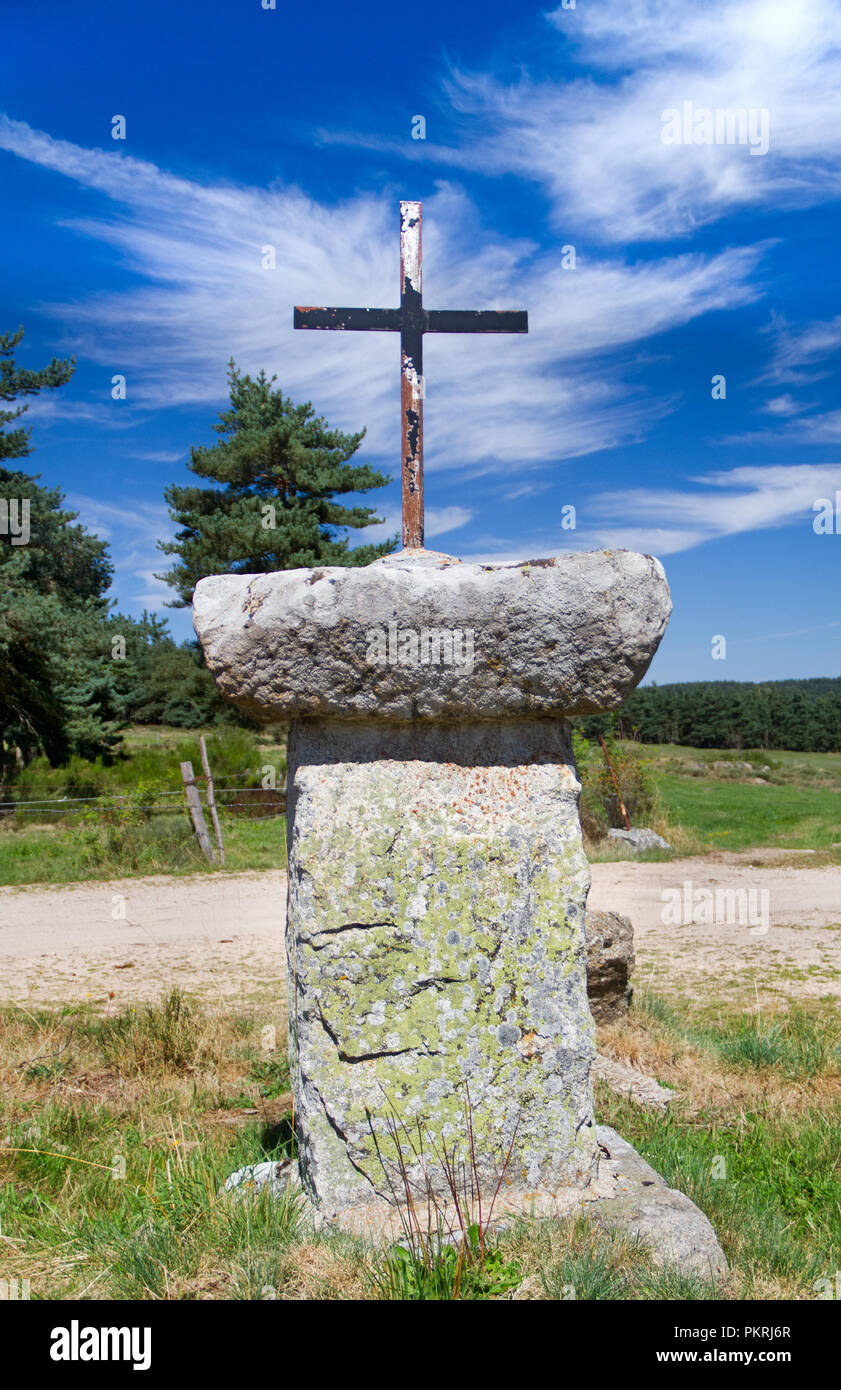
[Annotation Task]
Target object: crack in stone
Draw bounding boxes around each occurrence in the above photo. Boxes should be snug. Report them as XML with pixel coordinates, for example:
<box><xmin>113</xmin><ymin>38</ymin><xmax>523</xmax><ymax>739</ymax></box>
<box><xmin>409</xmin><ymin>976</ymin><xmax>461</xmax><ymax>995</ymax></box>
<box><xmin>379</xmin><ymin>828</ymin><xmax>402</xmax><ymax>857</ymax></box>
<box><xmin>317</xmin><ymin>1011</ymin><xmax>341</xmax><ymax>1049</ymax></box>
<box><xmin>316</xmin><ymin>1006</ymin><xmax>439</xmax><ymax>1065</ymax></box>
<box><xmin>302</xmin><ymin>1067</ymin><xmax>388</xmax><ymax>1199</ymax></box>
<box><xmin>340</xmin><ymin>1045</ymin><xmax>424</xmax><ymax>1064</ymax></box>
<box><xmin>304</xmin><ymin>920</ymin><xmax>397</xmax><ymax>949</ymax></box>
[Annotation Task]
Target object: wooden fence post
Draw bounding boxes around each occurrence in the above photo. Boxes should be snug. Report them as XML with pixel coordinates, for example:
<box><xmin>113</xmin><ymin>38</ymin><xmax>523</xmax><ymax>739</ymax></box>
<box><xmin>180</xmin><ymin>760</ymin><xmax>216</xmax><ymax>864</ymax></box>
<box><xmin>199</xmin><ymin>735</ymin><xmax>226</xmax><ymax>867</ymax></box>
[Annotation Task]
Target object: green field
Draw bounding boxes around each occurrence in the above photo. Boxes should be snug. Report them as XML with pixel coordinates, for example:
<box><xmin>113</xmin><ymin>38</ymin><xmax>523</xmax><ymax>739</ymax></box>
<box><xmin>642</xmin><ymin>743</ymin><xmax>841</xmax><ymax>855</ymax></box>
<box><xmin>0</xmin><ymin>815</ymin><xmax>287</xmax><ymax>887</ymax></box>
<box><xmin>657</xmin><ymin>773</ymin><xmax>841</xmax><ymax>852</ymax></box>
<box><xmin>2</xmin><ymin>730</ymin><xmax>840</xmax><ymax>886</ymax></box>
<box><xmin>0</xmin><ymin>725</ymin><xmax>287</xmax><ymax>885</ymax></box>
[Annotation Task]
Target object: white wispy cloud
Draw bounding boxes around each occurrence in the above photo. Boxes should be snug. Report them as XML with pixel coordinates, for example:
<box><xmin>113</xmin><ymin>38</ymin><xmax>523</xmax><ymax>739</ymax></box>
<box><xmin>23</xmin><ymin>397</ymin><xmax>126</xmax><ymax>427</ymax></box>
<box><xmin>727</xmin><ymin>408</ymin><xmax>841</xmax><ymax>445</ymax></box>
<box><xmin>420</xmin><ymin>0</ymin><xmax>841</xmax><ymax>244</ymax></box>
<box><xmin>756</xmin><ymin>311</ymin><xmax>841</xmax><ymax>386</ymax></box>
<box><xmin>67</xmin><ymin>492</ymin><xmax>177</xmax><ymax>614</ymax></box>
<box><xmin>760</xmin><ymin>394</ymin><xmax>810</xmax><ymax>417</ymax></box>
<box><xmin>134</xmin><ymin>448</ymin><xmax>188</xmax><ymax>464</ymax></box>
<box><xmin>586</xmin><ymin>462</ymin><xmax>841</xmax><ymax>552</ymax></box>
<box><xmin>359</xmin><ymin>504</ymin><xmax>474</xmax><ymax>544</ymax></box>
<box><xmin>0</xmin><ymin>116</ymin><xmax>763</xmax><ymax>479</ymax></box>
<box><xmin>449</xmin><ymin>462</ymin><xmax>841</xmax><ymax>560</ymax></box>
<box><xmin>735</xmin><ymin>620</ymin><xmax>841</xmax><ymax>644</ymax></box>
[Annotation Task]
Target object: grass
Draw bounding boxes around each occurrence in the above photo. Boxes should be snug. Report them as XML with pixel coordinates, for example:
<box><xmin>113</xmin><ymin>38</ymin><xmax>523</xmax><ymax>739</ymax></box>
<box><xmin>4</xmin><ymin>725</ymin><xmax>287</xmax><ymax>802</ymax></box>
<box><xmin>2</xmin><ymin>986</ymin><xmax>839</xmax><ymax>1300</ymax></box>
<box><xmin>595</xmin><ymin>993</ymin><xmax>841</xmax><ymax>1298</ymax></box>
<box><xmin>0</xmin><ymin>813</ymin><xmax>286</xmax><ymax>886</ymax></box>
<box><xmin>655</xmin><ymin>773</ymin><xmax>841</xmax><ymax>852</ymax></box>
<box><xmin>0</xmin><ymin>724</ymin><xmax>288</xmax><ymax>885</ymax></box>
<box><xmin>0</xmin><ymin>990</ymin><xmax>303</xmax><ymax>1300</ymax></box>
<box><xmin>585</xmin><ymin>740</ymin><xmax>841</xmax><ymax>862</ymax></box>
<box><xmin>623</xmin><ymin>993</ymin><xmax>841</xmax><ymax>1079</ymax></box>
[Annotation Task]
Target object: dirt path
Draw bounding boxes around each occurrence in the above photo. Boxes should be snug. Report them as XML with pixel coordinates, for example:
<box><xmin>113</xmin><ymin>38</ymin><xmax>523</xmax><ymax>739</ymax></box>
<box><xmin>0</xmin><ymin>872</ymin><xmax>288</xmax><ymax>1007</ymax></box>
<box><xmin>1</xmin><ymin>852</ymin><xmax>839</xmax><ymax>1008</ymax></box>
<box><xmin>587</xmin><ymin>851</ymin><xmax>841</xmax><ymax>1005</ymax></box>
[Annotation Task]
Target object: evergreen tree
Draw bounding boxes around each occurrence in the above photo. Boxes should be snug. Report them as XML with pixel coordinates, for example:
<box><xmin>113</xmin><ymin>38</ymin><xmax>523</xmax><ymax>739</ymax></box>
<box><xmin>0</xmin><ymin>472</ymin><xmax>118</xmax><ymax>768</ymax></box>
<box><xmin>0</xmin><ymin>328</ymin><xmax>151</xmax><ymax>768</ymax></box>
<box><xmin>1</xmin><ymin>326</ymin><xmax>75</xmax><ymax>463</ymax></box>
<box><xmin>117</xmin><ymin>616</ymin><xmax>240</xmax><ymax>728</ymax></box>
<box><xmin>0</xmin><ymin>330</ymin><xmax>245</xmax><ymax>771</ymax></box>
<box><xmin>577</xmin><ymin>677</ymin><xmax>841</xmax><ymax>753</ymax></box>
<box><xmin>157</xmin><ymin>362</ymin><xmax>397</xmax><ymax>605</ymax></box>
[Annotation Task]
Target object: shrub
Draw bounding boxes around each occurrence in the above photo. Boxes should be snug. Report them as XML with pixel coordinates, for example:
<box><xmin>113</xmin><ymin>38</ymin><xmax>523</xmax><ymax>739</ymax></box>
<box><xmin>573</xmin><ymin>731</ymin><xmax>657</xmax><ymax>841</ymax></box>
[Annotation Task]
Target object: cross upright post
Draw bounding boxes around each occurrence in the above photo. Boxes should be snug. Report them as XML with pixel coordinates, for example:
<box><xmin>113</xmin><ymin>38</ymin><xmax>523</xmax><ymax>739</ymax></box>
<box><xmin>399</xmin><ymin>202</ymin><xmax>424</xmax><ymax>549</ymax></box>
<box><xmin>294</xmin><ymin>200</ymin><xmax>528</xmax><ymax>551</ymax></box>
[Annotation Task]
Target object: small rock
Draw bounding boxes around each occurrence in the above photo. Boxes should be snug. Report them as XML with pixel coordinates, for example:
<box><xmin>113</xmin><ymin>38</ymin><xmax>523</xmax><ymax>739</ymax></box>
<box><xmin>508</xmin><ymin>1273</ymin><xmax>545</xmax><ymax>1301</ymax></box>
<box><xmin>222</xmin><ymin>1159</ymin><xmax>294</xmax><ymax>1199</ymax></box>
<box><xmin>591</xmin><ymin>1054</ymin><xmax>673</xmax><ymax>1110</ymax></box>
<box><xmin>585</xmin><ymin>910</ymin><xmax>634</xmax><ymax>1023</ymax></box>
<box><xmin>608</xmin><ymin>827</ymin><xmax>671</xmax><ymax>852</ymax></box>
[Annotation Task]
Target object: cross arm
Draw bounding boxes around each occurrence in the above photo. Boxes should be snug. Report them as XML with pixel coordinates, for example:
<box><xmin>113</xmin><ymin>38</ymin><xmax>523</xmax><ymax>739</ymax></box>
<box><xmin>294</xmin><ymin>307</ymin><xmax>403</xmax><ymax>331</ymax></box>
<box><xmin>424</xmin><ymin>309</ymin><xmax>528</xmax><ymax>333</ymax></box>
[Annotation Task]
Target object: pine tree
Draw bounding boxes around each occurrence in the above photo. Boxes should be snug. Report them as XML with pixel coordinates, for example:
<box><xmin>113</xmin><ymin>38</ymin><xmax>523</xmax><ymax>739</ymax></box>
<box><xmin>0</xmin><ymin>328</ymin><xmax>118</xmax><ymax>768</ymax></box>
<box><xmin>157</xmin><ymin>362</ymin><xmax>397</xmax><ymax>606</ymax></box>
<box><xmin>1</xmin><ymin>325</ymin><xmax>75</xmax><ymax>462</ymax></box>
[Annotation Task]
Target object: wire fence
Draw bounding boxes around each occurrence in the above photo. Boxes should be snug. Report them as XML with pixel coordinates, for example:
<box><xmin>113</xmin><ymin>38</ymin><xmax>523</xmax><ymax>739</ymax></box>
<box><xmin>0</xmin><ymin>783</ymin><xmax>286</xmax><ymax>820</ymax></box>
<box><xmin>0</xmin><ymin>769</ymin><xmax>263</xmax><ymax>795</ymax></box>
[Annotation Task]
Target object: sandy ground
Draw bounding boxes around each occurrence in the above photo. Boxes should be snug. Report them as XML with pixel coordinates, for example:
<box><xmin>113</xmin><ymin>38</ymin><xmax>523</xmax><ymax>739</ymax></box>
<box><xmin>0</xmin><ymin>871</ymin><xmax>288</xmax><ymax>1008</ymax></box>
<box><xmin>1</xmin><ymin>851</ymin><xmax>839</xmax><ymax>1008</ymax></box>
<box><xmin>587</xmin><ymin>850</ymin><xmax>841</xmax><ymax>1004</ymax></box>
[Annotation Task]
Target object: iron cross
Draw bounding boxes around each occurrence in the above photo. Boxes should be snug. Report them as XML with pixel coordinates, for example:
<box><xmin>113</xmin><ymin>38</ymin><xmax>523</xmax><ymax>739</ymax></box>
<box><xmin>294</xmin><ymin>201</ymin><xmax>528</xmax><ymax>550</ymax></box>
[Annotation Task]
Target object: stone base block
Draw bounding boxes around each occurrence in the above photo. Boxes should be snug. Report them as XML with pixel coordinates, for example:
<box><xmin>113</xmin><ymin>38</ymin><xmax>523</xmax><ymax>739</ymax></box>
<box><xmin>286</xmin><ymin>715</ymin><xmax>599</xmax><ymax>1216</ymax></box>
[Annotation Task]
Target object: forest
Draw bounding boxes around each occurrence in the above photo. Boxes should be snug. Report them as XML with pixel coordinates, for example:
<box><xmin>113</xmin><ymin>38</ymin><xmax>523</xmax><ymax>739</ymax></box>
<box><xmin>577</xmin><ymin>677</ymin><xmax>841</xmax><ymax>752</ymax></box>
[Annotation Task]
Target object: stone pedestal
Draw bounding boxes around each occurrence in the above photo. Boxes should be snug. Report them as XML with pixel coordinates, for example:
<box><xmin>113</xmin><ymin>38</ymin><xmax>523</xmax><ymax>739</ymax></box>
<box><xmin>286</xmin><ymin>716</ymin><xmax>595</xmax><ymax>1212</ymax></box>
<box><xmin>194</xmin><ymin>548</ymin><xmax>671</xmax><ymax>1225</ymax></box>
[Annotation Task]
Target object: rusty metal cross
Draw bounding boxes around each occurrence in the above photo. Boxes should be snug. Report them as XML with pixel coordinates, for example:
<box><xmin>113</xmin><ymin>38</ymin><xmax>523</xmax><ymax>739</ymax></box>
<box><xmin>294</xmin><ymin>201</ymin><xmax>528</xmax><ymax>550</ymax></box>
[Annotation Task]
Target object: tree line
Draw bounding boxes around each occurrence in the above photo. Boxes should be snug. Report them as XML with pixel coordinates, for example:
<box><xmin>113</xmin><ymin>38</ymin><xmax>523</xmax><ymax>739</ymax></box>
<box><xmin>576</xmin><ymin>678</ymin><xmax>841</xmax><ymax>752</ymax></box>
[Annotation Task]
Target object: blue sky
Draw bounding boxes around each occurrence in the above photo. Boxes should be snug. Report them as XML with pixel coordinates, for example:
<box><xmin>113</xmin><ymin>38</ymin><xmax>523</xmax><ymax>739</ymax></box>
<box><xmin>2</xmin><ymin>0</ymin><xmax>841</xmax><ymax>681</ymax></box>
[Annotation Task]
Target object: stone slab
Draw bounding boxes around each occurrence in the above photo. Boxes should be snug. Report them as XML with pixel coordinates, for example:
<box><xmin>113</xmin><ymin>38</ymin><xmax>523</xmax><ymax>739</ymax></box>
<box><xmin>591</xmin><ymin>1126</ymin><xmax>727</xmax><ymax>1277</ymax></box>
<box><xmin>192</xmin><ymin>549</ymin><xmax>671</xmax><ymax>721</ymax></box>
